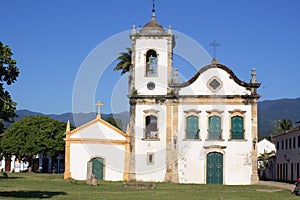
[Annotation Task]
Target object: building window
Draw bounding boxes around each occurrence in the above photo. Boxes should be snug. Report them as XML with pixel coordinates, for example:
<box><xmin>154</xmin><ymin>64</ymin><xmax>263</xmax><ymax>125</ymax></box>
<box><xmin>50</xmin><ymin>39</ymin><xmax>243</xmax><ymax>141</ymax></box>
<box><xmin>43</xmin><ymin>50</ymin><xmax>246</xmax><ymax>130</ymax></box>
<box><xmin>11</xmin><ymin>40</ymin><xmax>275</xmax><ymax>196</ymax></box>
<box><xmin>231</xmin><ymin>116</ymin><xmax>244</xmax><ymax>139</ymax></box>
<box><xmin>293</xmin><ymin>137</ymin><xmax>296</xmax><ymax>149</ymax></box>
<box><xmin>147</xmin><ymin>152</ymin><xmax>154</xmax><ymax>165</ymax></box>
<box><xmin>298</xmin><ymin>136</ymin><xmax>300</xmax><ymax>147</ymax></box>
<box><xmin>186</xmin><ymin>115</ymin><xmax>199</xmax><ymax>139</ymax></box>
<box><xmin>276</xmin><ymin>142</ymin><xmax>280</xmax><ymax>150</ymax></box>
<box><xmin>145</xmin><ymin>49</ymin><xmax>157</xmax><ymax>77</ymax></box>
<box><xmin>282</xmin><ymin>140</ymin><xmax>284</xmax><ymax>150</ymax></box>
<box><xmin>208</xmin><ymin>115</ymin><xmax>222</xmax><ymax>139</ymax></box>
<box><xmin>289</xmin><ymin>138</ymin><xmax>292</xmax><ymax>149</ymax></box>
<box><xmin>145</xmin><ymin>115</ymin><xmax>158</xmax><ymax>139</ymax></box>
<box><xmin>286</xmin><ymin>139</ymin><xmax>288</xmax><ymax>150</ymax></box>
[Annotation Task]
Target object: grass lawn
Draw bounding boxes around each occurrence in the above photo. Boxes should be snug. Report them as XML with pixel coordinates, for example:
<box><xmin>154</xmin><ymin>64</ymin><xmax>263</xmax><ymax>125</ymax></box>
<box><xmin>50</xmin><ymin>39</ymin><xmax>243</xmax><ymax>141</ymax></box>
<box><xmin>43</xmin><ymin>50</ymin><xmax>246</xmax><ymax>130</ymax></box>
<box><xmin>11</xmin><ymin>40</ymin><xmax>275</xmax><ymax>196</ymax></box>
<box><xmin>0</xmin><ymin>173</ymin><xmax>297</xmax><ymax>200</ymax></box>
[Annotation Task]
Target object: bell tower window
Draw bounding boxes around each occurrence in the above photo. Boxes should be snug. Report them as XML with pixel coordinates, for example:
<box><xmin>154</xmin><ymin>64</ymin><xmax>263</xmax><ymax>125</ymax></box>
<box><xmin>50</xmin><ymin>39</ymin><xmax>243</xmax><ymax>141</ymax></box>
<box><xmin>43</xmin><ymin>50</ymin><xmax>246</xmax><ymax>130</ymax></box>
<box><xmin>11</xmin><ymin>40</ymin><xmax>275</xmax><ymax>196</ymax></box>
<box><xmin>146</xmin><ymin>50</ymin><xmax>157</xmax><ymax>77</ymax></box>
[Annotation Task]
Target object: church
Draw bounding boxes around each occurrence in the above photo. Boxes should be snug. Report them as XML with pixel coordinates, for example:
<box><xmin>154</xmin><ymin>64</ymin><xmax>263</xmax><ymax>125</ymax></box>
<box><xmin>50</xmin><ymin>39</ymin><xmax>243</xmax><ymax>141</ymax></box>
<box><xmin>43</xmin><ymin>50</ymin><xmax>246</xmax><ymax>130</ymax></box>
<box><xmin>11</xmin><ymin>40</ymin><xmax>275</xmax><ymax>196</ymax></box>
<box><xmin>64</xmin><ymin>8</ymin><xmax>261</xmax><ymax>185</ymax></box>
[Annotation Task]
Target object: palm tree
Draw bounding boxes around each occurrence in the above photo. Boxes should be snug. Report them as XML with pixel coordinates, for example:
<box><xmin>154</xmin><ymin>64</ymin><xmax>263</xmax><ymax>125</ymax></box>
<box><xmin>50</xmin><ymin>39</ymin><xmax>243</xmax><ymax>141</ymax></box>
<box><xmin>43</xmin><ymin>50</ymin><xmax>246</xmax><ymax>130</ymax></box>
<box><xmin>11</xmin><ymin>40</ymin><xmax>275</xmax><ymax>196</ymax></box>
<box><xmin>113</xmin><ymin>48</ymin><xmax>132</xmax><ymax>75</ymax></box>
<box><xmin>275</xmin><ymin>118</ymin><xmax>293</xmax><ymax>134</ymax></box>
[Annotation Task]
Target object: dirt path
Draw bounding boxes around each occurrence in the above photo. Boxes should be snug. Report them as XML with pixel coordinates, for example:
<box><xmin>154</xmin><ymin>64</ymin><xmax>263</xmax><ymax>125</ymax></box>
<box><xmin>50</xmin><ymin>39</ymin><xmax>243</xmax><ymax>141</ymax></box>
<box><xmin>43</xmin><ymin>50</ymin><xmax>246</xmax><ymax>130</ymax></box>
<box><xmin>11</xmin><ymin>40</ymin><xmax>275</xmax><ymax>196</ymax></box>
<box><xmin>258</xmin><ymin>180</ymin><xmax>295</xmax><ymax>191</ymax></box>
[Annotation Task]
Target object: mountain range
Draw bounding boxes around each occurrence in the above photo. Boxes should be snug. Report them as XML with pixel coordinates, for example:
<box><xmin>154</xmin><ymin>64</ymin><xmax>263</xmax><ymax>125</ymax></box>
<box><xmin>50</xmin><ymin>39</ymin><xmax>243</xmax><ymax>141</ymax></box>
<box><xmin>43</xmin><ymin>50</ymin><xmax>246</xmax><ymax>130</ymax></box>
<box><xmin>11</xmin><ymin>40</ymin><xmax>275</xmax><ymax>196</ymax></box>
<box><xmin>4</xmin><ymin>97</ymin><xmax>300</xmax><ymax>140</ymax></box>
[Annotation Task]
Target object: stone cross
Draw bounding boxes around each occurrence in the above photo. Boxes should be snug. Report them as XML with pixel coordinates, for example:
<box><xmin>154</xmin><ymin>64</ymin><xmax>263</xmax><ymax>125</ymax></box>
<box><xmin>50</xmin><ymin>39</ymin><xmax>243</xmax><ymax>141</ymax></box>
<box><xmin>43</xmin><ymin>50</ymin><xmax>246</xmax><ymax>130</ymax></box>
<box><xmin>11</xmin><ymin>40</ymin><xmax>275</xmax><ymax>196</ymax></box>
<box><xmin>96</xmin><ymin>100</ymin><xmax>103</xmax><ymax>119</ymax></box>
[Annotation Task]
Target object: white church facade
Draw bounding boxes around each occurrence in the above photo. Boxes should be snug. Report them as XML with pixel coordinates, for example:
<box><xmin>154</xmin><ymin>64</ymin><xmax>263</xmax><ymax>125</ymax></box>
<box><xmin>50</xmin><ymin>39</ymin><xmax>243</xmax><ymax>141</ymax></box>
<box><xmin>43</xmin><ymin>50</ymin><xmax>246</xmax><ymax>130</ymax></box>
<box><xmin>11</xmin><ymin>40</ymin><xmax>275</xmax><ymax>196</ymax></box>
<box><xmin>64</xmin><ymin>10</ymin><xmax>261</xmax><ymax>185</ymax></box>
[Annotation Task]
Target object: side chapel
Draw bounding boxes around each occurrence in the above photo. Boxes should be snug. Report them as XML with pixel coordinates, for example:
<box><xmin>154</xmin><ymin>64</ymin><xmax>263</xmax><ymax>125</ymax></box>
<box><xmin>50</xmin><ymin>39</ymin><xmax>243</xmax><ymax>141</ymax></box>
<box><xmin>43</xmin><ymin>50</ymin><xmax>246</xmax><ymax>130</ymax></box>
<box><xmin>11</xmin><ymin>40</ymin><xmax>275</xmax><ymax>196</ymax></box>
<box><xmin>64</xmin><ymin>8</ymin><xmax>261</xmax><ymax>185</ymax></box>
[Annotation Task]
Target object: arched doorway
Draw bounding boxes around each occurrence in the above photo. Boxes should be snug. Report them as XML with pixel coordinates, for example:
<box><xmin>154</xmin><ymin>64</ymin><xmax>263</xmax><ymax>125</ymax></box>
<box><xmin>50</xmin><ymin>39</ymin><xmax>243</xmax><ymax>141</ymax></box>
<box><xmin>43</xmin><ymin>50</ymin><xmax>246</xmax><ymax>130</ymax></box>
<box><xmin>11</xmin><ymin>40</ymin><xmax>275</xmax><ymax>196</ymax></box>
<box><xmin>92</xmin><ymin>158</ymin><xmax>104</xmax><ymax>180</ymax></box>
<box><xmin>206</xmin><ymin>152</ymin><xmax>223</xmax><ymax>184</ymax></box>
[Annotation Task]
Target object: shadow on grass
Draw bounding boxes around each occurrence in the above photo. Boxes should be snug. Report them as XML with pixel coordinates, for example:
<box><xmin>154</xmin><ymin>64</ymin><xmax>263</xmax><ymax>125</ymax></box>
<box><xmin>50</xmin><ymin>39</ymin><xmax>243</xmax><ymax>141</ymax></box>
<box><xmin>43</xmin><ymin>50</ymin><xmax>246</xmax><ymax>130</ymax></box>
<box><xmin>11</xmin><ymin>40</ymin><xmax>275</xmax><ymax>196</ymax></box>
<box><xmin>0</xmin><ymin>191</ymin><xmax>67</xmax><ymax>198</ymax></box>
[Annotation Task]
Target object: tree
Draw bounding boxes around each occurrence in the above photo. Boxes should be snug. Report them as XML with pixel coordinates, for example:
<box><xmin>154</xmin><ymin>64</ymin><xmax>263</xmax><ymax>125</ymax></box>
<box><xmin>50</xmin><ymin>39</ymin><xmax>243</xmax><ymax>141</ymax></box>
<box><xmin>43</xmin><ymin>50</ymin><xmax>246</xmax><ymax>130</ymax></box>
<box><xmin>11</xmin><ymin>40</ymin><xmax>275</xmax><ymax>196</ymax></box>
<box><xmin>1</xmin><ymin>116</ymin><xmax>67</xmax><ymax>165</ymax></box>
<box><xmin>113</xmin><ymin>47</ymin><xmax>131</xmax><ymax>75</ymax></box>
<box><xmin>105</xmin><ymin>117</ymin><xmax>123</xmax><ymax>131</ymax></box>
<box><xmin>275</xmin><ymin>118</ymin><xmax>293</xmax><ymax>134</ymax></box>
<box><xmin>0</xmin><ymin>41</ymin><xmax>20</xmax><ymax>133</ymax></box>
<box><xmin>258</xmin><ymin>150</ymin><xmax>270</xmax><ymax>180</ymax></box>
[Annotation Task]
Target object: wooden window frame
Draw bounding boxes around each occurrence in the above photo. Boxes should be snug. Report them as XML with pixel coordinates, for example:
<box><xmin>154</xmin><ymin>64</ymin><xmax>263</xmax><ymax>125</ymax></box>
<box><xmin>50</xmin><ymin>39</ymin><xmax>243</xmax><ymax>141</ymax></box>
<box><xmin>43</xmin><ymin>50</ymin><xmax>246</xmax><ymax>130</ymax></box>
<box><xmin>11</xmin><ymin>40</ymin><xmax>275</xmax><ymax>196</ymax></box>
<box><xmin>184</xmin><ymin>109</ymin><xmax>201</xmax><ymax>141</ymax></box>
<box><xmin>206</xmin><ymin>110</ymin><xmax>223</xmax><ymax>141</ymax></box>
<box><xmin>142</xmin><ymin>109</ymin><xmax>160</xmax><ymax>141</ymax></box>
<box><xmin>228</xmin><ymin>110</ymin><xmax>246</xmax><ymax>141</ymax></box>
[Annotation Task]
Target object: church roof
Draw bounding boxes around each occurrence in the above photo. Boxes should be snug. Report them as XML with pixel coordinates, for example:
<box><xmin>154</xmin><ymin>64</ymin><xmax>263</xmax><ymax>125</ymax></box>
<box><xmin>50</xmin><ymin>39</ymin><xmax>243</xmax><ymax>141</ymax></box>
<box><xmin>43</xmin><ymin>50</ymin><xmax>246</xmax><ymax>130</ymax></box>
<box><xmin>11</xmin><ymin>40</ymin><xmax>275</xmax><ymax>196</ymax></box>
<box><xmin>140</xmin><ymin>16</ymin><xmax>166</xmax><ymax>35</ymax></box>
<box><xmin>170</xmin><ymin>63</ymin><xmax>261</xmax><ymax>89</ymax></box>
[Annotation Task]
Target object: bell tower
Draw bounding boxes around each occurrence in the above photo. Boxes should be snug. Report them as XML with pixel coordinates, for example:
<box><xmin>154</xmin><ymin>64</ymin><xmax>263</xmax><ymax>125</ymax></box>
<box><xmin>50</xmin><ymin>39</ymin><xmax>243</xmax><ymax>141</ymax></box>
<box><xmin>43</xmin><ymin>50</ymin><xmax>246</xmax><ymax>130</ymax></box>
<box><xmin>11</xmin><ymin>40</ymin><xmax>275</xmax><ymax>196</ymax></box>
<box><xmin>128</xmin><ymin>5</ymin><xmax>177</xmax><ymax>182</ymax></box>
<box><xmin>129</xmin><ymin>7</ymin><xmax>175</xmax><ymax>96</ymax></box>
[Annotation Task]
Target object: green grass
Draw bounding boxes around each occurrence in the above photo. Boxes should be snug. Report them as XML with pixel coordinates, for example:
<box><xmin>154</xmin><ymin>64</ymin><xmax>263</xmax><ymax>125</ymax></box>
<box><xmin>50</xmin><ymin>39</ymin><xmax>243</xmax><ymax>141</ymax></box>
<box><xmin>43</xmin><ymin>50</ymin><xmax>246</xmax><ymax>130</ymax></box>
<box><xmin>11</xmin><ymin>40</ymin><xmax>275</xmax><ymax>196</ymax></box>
<box><xmin>0</xmin><ymin>173</ymin><xmax>297</xmax><ymax>200</ymax></box>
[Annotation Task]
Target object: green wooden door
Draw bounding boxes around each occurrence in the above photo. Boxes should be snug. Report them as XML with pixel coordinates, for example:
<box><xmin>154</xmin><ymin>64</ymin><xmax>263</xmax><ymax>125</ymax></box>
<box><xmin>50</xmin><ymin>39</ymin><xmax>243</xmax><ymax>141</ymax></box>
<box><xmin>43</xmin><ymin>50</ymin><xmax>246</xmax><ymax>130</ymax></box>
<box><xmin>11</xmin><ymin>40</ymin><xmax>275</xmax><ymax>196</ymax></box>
<box><xmin>92</xmin><ymin>158</ymin><xmax>103</xmax><ymax>180</ymax></box>
<box><xmin>206</xmin><ymin>152</ymin><xmax>223</xmax><ymax>184</ymax></box>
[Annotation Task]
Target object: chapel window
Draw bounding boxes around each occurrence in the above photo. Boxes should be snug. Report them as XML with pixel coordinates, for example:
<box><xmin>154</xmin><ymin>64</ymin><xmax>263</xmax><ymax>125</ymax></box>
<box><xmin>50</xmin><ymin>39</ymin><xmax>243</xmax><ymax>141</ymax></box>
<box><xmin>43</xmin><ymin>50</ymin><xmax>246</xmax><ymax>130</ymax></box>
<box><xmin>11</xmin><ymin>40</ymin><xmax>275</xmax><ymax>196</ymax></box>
<box><xmin>146</xmin><ymin>50</ymin><xmax>157</xmax><ymax>77</ymax></box>
<box><xmin>186</xmin><ymin>115</ymin><xmax>199</xmax><ymax>139</ymax></box>
<box><xmin>208</xmin><ymin>115</ymin><xmax>222</xmax><ymax>139</ymax></box>
<box><xmin>145</xmin><ymin>115</ymin><xmax>158</xmax><ymax>139</ymax></box>
<box><xmin>231</xmin><ymin>116</ymin><xmax>244</xmax><ymax>139</ymax></box>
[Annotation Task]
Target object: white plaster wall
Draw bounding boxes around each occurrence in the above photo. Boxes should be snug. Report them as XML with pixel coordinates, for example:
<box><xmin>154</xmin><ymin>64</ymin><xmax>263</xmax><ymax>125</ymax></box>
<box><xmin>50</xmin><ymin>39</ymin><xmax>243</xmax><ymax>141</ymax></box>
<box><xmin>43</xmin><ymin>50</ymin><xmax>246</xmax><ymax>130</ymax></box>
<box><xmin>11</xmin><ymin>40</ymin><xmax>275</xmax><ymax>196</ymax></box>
<box><xmin>179</xmin><ymin>68</ymin><xmax>250</xmax><ymax>96</ymax></box>
<box><xmin>257</xmin><ymin>139</ymin><xmax>276</xmax><ymax>155</ymax></box>
<box><xmin>134</xmin><ymin>104</ymin><xmax>167</xmax><ymax>181</ymax></box>
<box><xmin>134</xmin><ymin>38</ymin><xmax>169</xmax><ymax>95</ymax></box>
<box><xmin>224</xmin><ymin>145</ymin><xmax>252</xmax><ymax>185</ymax></box>
<box><xmin>70</xmin><ymin>143</ymin><xmax>125</xmax><ymax>181</ymax></box>
<box><xmin>178</xmin><ymin>142</ymin><xmax>205</xmax><ymax>183</ymax></box>
<box><xmin>177</xmin><ymin>104</ymin><xmax>253</xmax><ymax>184</ymax></box>
<box><xmin>70</xmin><ymin>121</ymin><xmax>125</xmax><ymax>140</ymax></box>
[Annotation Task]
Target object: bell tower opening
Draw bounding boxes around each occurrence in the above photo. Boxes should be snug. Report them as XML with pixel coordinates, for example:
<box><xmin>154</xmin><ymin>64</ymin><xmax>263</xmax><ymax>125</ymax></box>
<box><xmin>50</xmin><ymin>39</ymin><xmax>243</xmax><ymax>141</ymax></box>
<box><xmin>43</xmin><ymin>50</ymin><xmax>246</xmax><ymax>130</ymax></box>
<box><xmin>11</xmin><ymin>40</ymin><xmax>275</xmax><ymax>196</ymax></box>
<box><xmin>146</xmin><ymin>49</ymin><xmax>157</xmax><ymax>77</ymax></box>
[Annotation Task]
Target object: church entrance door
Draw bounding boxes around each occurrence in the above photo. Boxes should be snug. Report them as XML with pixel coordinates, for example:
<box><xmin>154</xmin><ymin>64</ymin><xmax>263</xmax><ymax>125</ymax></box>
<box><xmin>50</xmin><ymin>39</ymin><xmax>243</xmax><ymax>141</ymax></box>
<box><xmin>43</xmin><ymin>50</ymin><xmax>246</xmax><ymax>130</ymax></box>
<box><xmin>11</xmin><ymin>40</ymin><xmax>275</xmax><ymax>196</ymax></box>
<box><xmin>92</xmin><ymin>158</ymin><xmax>103</xmax><ymax>180</ymax></box>
<box><xmin>206</xmin><ymin>152</ymin><xmax>223</xmax><ymax>184</ymax></box>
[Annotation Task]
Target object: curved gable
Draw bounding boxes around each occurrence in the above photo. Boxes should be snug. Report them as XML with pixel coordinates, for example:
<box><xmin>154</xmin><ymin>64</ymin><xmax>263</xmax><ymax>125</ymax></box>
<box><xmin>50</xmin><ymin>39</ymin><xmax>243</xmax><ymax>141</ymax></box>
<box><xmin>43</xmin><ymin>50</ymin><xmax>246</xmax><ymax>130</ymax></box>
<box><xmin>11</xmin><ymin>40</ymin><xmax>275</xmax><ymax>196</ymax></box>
<box><xmin>171</xmin><ymin>63</ymin><xmax>260</xmax><ymax>96</ymax></box>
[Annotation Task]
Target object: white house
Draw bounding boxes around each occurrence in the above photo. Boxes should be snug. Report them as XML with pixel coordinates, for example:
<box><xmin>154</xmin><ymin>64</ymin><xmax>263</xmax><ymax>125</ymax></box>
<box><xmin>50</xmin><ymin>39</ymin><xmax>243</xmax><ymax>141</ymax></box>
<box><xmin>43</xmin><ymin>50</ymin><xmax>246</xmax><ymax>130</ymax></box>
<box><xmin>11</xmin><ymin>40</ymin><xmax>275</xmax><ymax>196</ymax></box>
<box><xmin>65</xmin><ymin>9</ymin><xmax>261</xmax><ymax>185</ymax></box>
<box><xmin>257</xmin><ymin>139</ymin><xmax>276</xmax><ymax>180</ymax></box>
<box><xmin>272</xmin><ymin>126</ymin><xmax>300</xmax><ymax>182</ymax></box>
<box><xmin>258</xmin><ymin>139</ymin><xmax>276</xmax><ymax>156</ymax></box>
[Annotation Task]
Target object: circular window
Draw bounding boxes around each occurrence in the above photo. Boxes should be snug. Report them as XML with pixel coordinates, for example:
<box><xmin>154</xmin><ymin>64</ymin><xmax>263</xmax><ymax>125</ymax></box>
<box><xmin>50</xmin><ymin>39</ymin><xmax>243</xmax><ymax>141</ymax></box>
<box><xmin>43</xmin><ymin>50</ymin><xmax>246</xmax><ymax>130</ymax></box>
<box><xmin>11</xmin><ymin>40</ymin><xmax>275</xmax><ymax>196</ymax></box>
<box><xmin>147</xmin><ymin>82</ymin><xmax>156</xmax><ymax>90</ymax></box>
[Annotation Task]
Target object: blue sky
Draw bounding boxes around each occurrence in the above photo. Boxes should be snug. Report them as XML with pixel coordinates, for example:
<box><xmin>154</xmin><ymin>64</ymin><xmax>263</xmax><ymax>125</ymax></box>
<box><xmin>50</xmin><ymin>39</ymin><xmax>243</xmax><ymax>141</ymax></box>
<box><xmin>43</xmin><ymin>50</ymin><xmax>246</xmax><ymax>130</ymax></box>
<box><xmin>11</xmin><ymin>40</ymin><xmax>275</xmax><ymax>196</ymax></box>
<box><xmin>1</xmin><ymin>0</ymin><xmax>300</xmax><ymax>114</ymax></box>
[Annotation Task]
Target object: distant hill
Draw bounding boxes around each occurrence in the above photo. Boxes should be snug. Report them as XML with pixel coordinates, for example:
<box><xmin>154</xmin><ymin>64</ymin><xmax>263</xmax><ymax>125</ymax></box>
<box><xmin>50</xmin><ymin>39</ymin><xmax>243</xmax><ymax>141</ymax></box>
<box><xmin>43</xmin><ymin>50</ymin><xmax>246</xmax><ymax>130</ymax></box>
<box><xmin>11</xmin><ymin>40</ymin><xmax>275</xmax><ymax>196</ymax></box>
<box><xmin>258</xmin><ymin>98</ymin><xmax>300</xmax><ymax>139</ymax></box>
<box><xmin>3</xmin><ymin>97</ymin><xmax>300</xmax><ymax>139</ymax></box>
<box><xmin>4</xmin><ymin>110</ymin><xmax>129</xmax><ymax>132</ymax></box>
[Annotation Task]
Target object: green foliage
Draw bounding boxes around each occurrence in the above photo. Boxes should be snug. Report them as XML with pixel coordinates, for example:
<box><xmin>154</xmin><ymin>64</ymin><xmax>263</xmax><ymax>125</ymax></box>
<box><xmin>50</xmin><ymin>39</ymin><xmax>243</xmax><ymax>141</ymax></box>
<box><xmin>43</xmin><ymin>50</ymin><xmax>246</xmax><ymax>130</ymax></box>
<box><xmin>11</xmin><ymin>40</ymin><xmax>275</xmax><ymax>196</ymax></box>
<box><xmin>1</xmin><ymin>116</ymin><xmax>67</xmax><ymax>161</ymax></box>
<box><xmin>274</xmin><ymin>118</ymin><xmax>293</xmax><ymax>134</ymax></box>
<box><xmin>113</xmin><ymin>47</ymin><xmax>131</xmax><ymax>75</ymax></box>
<box><xmin>258</xmin><ymin>150</ymin><xmax>269</xmax><ymax>170</ymax></box>
<box><xmin>0</xmin><ymin>41</ymin><xmax>20</xmax><ymax>133</ymax></box>
<box><xmin>105</xmin><ymin>117</ymin><xmax>123</xmax><ymax>131</ymax></box>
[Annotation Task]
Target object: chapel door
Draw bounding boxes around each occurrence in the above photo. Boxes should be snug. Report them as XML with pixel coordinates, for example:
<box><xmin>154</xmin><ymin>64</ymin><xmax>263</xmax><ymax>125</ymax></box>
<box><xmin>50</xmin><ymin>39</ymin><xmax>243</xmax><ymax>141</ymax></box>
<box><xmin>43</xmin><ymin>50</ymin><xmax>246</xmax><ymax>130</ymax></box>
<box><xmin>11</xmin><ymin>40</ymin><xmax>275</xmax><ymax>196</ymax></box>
<box><xmin>206</xmin><ymin>152</ymin><xmax>223</xmax><ymax>184</ymax></box>
<box><xmin>92</xmin><ymin>158</ymin><xmax>104</xmax><ymax>180</ymax></box>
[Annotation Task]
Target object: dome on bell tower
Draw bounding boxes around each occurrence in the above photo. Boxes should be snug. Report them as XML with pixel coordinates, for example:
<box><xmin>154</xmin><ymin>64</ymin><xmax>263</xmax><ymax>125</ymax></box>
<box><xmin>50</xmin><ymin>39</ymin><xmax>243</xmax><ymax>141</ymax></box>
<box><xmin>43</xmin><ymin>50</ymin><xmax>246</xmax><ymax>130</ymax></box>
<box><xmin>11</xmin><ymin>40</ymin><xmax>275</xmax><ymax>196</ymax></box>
<box><xmin>140</xmin><ymin>15</ymin><xmax>166</xmax><ymax>35</ymax></box>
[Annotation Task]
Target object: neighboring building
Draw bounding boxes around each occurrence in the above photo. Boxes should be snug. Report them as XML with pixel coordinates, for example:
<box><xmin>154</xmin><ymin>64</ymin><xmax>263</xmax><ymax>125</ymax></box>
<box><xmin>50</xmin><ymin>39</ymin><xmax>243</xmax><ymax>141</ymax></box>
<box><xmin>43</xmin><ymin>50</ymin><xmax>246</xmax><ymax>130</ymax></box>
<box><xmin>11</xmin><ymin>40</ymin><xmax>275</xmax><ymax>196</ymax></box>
<box><xmin>0</xmin><ymin>154</ymin><xmax>64</xmax><ymax>173</ymax></box>
<box><xmin>65</xmin><ymin>9</ymin><xmax>261</xmax><ymax>185</ymax></box>
<box><xmin>257</xmin><ymin>139</ymin><xmax>276</xmax><ymax>180</ymax></box>
<box><xmin>272</xmin><ymin>126</ymin><xmax>300</xmax><ymax>182</ymax></box>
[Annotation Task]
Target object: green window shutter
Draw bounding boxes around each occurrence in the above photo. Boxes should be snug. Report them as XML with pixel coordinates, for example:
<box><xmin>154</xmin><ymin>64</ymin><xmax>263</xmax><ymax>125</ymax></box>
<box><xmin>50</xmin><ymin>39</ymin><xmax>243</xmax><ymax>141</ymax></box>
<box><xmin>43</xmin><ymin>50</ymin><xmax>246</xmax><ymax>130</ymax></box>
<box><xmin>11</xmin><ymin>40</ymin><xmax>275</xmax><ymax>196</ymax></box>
<box><xmin>186</xmin><ymin>116</ymin><xmax>199</xmax><ymax>139</ymax></box>
<box><xmin>231</xmin><ymin>116</ymin><xmax>244</xmax><ymax>139</ymax></box>
<box><xmin>208</xmin><ymin>116</ymin><xmax>221</xmax><ymax>139</ymax></box>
